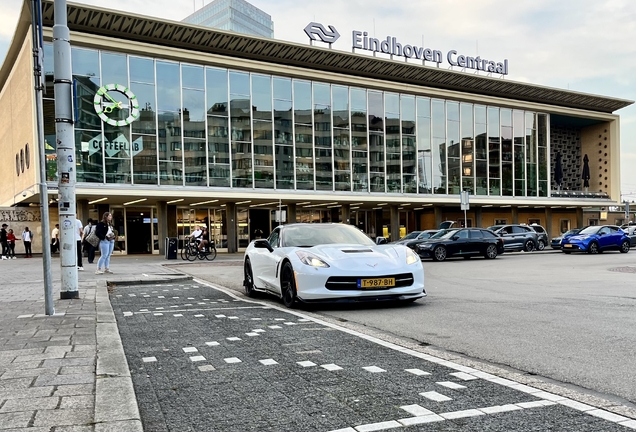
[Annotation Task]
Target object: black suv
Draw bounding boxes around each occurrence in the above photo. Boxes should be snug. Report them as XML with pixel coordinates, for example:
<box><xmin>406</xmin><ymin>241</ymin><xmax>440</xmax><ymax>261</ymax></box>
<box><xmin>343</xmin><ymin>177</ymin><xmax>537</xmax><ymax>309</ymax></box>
<box><xmin>528</xmin><ymin>224</ymin><xmax>549</xmax><ymax>251</ymax></box>
<box><xmin>487</xmin><ymin>224</ymin><xmax>539</xmax><ymax>252</ymax></box>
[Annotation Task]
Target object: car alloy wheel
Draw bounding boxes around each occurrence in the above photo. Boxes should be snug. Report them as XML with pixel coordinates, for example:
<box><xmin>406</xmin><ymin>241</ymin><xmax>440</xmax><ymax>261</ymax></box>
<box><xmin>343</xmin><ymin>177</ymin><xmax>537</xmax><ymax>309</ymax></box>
<box><xmin>620</xmin><ymin>240</ymin><xmax>630</xmax><ymax>253</ymax></box>
<box><xmin>280</xmin><ymin>262</ymin><xmax>297</xmax><ymax>308</ymax></box>
<box><xmin>537</xmin><ymin>240</ymin><xmax>545</xmax><ymax>251</ymax></box>
<box><xmin>485</xmin><ymin>244</ymin><xmax>497</xmax><ymax>259</ymax></box>
<box><xmin>244</xmin><ymin>259</ymin><xmax>256</xmax><ymax>297</ymax></box>
<box><xmin>433</xmin><ymin>246</ymin><xmax>447</xmax><ymax>262</ymax></box>
<box><xmin>588</xmin><ymin>242</ymin><xmax>599</xmax><ymax>254</ymax></box>
<box><xmin>524</xmin><ymin>240</ymin><xmax>535</xmax><ymax>252</ymax></box>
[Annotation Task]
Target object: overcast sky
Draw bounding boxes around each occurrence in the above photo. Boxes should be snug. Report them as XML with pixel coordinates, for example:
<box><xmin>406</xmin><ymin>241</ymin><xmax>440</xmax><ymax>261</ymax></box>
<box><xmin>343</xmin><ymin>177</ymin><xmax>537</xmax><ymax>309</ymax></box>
<box><xmin>1</xmin><ymin>0</ymin><xmax>635</xmax><ymax>200</ymax></box>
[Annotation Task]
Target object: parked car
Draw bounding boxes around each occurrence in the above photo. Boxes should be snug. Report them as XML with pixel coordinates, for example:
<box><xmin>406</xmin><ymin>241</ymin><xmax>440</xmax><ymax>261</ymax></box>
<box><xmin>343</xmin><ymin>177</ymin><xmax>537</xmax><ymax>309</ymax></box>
<box><xmin>243</xmin><ymin>223</ymin><xmax>425</xmax><ymax>307</ymax></box>
<box><xmin>486</xmin><ymin>224</ymin><xmax>539</xmax><ymax>252</ymax></box>
<box><xmin>528</xmin><ymin>224</ymin><xmax>549</xmax><ymax>251</ymax></box>
<box><xmin>391</xmin><ymin>230</ymin><xmax>440</xmax><ymax>250</ymax></box>
<box><xmin>561</xmin><ymin>225</ymin><xmax>630</xmax><ymax>254</ymax></box>
<box><xmin>550</xmin><ymin>228</ymin><xmax>582</xmax><ymax>249</ymax></box>
<box><xmin>620</xmin><ymin>225</ymin><xmax>636</xmax><ymax>247</ymax></box>
<box><xmin>415</xmin><ymin>228</ymin><xmax>504</xmax><ymax>261</ymax></box>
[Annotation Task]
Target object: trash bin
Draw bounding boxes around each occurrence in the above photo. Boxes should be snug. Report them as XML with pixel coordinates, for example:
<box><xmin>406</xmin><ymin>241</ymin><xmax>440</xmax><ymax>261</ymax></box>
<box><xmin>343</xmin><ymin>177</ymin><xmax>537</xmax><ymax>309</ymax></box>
<box><xmin>165</xmin><ymin>237</ymin><xmax>178</xmax><ymax>260</ymax></box>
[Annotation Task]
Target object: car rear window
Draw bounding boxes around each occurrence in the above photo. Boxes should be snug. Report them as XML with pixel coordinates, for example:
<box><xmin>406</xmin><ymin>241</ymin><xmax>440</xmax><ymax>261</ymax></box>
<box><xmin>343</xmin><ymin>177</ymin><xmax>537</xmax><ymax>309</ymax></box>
<box><xmin>481</xmin><ymin>230</ymin><xmax>498</xmax><ymax>239</ymax></box>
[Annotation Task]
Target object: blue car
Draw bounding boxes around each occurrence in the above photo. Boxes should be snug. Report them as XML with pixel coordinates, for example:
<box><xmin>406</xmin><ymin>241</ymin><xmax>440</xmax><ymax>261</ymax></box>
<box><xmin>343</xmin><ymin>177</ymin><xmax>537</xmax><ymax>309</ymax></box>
<box><xmin>561</xmin><ymin>225</ymin><xmax>630</xmax><ymax>254</ymax></box>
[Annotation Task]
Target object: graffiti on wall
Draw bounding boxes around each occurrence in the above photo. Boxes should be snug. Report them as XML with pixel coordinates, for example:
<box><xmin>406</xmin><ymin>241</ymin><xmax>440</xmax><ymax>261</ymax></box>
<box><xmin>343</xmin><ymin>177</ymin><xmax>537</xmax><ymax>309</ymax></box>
<box><xmin>0</xmin><ymin>208</ymin><xmax>42</xmax><ymax>222</ymax></box>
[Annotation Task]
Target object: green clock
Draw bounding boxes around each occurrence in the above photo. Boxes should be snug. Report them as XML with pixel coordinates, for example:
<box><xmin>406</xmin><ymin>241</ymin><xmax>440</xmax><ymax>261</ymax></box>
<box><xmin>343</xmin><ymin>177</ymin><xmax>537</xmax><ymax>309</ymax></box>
<box><xmin>93</xmin><ymin>84</ymin><xmax>140</xmax><ymax>127</ymax></box>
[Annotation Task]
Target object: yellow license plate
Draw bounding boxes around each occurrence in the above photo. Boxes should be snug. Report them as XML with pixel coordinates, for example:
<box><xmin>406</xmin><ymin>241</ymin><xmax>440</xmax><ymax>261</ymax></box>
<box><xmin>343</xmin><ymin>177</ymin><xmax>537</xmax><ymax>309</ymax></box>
<box><xmin>564</xmin><ymin>244</ymin><xmax>573</xmax><ymax>248</ymax></box>
<box><xmin>359</xmin><ymin>278</ymin><xmax>396</xmax><ymax>288</ymax></box>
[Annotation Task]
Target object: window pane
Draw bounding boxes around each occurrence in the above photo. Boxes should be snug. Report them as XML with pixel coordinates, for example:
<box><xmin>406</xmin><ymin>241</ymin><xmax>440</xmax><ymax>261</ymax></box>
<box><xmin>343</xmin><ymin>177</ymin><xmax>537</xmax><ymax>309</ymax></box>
<box><xmin>106</xmin><ymin>158</ymin><xmax>131</xmax><ymax>184</ymax></box>
<box><xmin>385</xmin><ymin>93</ymin><xmax>399</xmax><ymax>114</ymax></box>
<box><xmin>417</xmin><ymin>96</ymin><xmax>431</xmax><ymax>118</ymax></box>
<box><xmin>156</xmin><ymin>62</ymin><xmax>180</xmax><ymax>111</ymax></box>
<box><xmin>253</xmin><ymin>120</ymin><xmax>274</xmax><ymax>188</ymax></box>
<box><xmin>101</xmin><ymin>52</ymin><xmax>128</xmax><ymax>86</ymax></box>
<box><xmin>72</xmin><ymin>47</ymin><xmax>99</xmax><ymax>77</ymax></box>
<box><xmin>368</xmin><ymin>91</ymin><xmax>383</xmax><ymax>132</ymax></box>
<box><xmin>208</xmin><ymin>116</ymin><xmax>230</xmax><ymax>187</ymax></box>
<box><xmin>293</xmin><ymin>81</ymin><xmax>312</xmax><ymax>124</ymax></box>
<box><xmin>73</xmin><ymin>76</ymin><xmax>101</xmax><ymax>130</ymax></box>
<box><xmin>183</xmin><ymin>139</ymin><xmax>207</xmax><ymax>186</ymax></box>
<box><xmin>75</xmin><ymin>130</ymin><xmax>103</xmax><ymax>183</ymax></box>
<box><xmin>132</xmin><ymin>134</ymin><xmax>157</xmax><ymax>185</ymax></box>
<box><xmin>333</xmin><ymin>85</ymin><xmax>349</xmax><ymax>129</ymax></box>
<box><xmin>274</xmin><ymin>100</ymin><xmax>292</xmax><ymax>144</ymax></box>
<box><xmin>488</xmin><ymin>107</ymin><xmax>500</xmax><ymax>196</ymax></box>
<box><xmin>447</xmin><ymin>101</ymin><xmax>459</xmax><ymax>122</ymax></box>
<box><xmin>315</xmin><ymin>147</ymin><xmax>333</xmax><ymax>191</ymax></box>
<box><xmin>275</xmin><ymin>144</ymin><xmax>294</xmax><ymax>189</ymax></box>
<box><xmin>230</xmin><ymin>71</ymin><xmax>250</xmax><ymax>96</ymax></box>
<box><xmin>295</xmin><ymin>124</ymin><xmax>314</xmax><ymax>190</ymax></box>
<box><xmin>130</xmin><ymin>57</ymin><xmax>154</xmax><ymax>84</ymax></box>
<box><xmin>352</xmin><ymin>150</ymin><xmax>368</xmax><ymax>192</ymax></box>
<box><xmin>273</xmin><ymin>77</ymin><xmax>291</xmax><ymax>100</ymax></box>
<box><xmin>131</xmin><ymin>82</ymin><xmax>156</xmax><ymax>134</ymax></box>
<box><xmin>232</xmin><ymin>141</ymin><xmax>252</xmax><ymax>188</ymax></box>
<box><xmin>432</xmin><ymin>100</ymin><xmax>445</xmax><ymax>193</ymax></box>
<box><xmin>313</xmin><ymin>82</ymin><xmax>330</xmax><ymax>106</ymax></box>
<box><xmin>159</xmin><ymin>161</ymin><xmax>182</xmax><ymax>185</ymax></box>
<box><xmin>252</xmin><ymin>74</ymin><xmax>272</xmax><ymax>121</ymax></box>
<box><xmin>104</xmin><ymin>126</ymin><xmax>132</xmax><ymax>159</ymax></box>
<box><xmin>230</xmin><ymin>99</ymin><xmax>251</xmax><ymax>141</ymax></box>
<box><xmin>158</xmin><ymin>111</ymin><xmax>182</xmax><ymax>161</ymax></box>
<box><xmin>182</xmin><ymin>64</ymin><xmax>204</xmax><ymax>90</ymax></box>
<box><xmin>182</xmin><ymin>89</ymin><xmax>206</xmax><ymax>139</ymax></box>
<box><xmin>401</xmin><ymin>95</ymin><xmax>415</xmax><ymax>134</ymax></box>
<box><xmin>206</xmin><ymin>67</ymin><xmax>228</xmax><ymax>116</ymax></box>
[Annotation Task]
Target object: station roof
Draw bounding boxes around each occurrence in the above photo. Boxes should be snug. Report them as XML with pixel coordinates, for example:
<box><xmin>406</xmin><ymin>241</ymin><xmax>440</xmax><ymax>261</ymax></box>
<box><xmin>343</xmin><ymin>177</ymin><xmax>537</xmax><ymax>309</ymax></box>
<box><xmin>5</xmin><ymin>0</ymin><xmax>633</xmax><ymax>114</ymax></box>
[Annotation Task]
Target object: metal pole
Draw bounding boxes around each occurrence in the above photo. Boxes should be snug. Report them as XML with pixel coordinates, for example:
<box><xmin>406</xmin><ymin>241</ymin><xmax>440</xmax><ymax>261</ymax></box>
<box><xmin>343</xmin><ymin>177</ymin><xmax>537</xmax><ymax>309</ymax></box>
<box><xmin>53</xmin><ymin>0</ymin><xmax>78</xmax><ymax>299</ymax></box>
<box><xmin>31</xmin><ymin>0</ymin><xmax>54</xmax><ymax>315</ymax></box>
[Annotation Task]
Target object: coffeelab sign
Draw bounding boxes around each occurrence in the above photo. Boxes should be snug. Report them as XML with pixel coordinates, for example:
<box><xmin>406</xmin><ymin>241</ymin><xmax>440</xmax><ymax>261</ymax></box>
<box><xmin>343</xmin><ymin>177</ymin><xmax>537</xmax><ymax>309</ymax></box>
<box><xmin>304</xmin><ymin>22</ymin><xmax>509</xmax><ymax>75</ymax></box>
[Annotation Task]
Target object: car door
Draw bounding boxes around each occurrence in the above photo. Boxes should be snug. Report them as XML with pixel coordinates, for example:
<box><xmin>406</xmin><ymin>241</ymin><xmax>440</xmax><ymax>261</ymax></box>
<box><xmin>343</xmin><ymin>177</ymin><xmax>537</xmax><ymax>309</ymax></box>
<box><xmin>596</xmin><ymin>226</ymin><xmax>613</xmax><ymax>249</ymax></box>
<box><xmin>250</xmin><ymin>228</ymin><xmax>283</xmax><ymax>291</ymax></box>
<box><xmin>448</xmin><ymin>229</ymin><xmax>470</xmax><ymax>256</ymax></box>
<box><xmin>468</xmin><ymin>229</ymin><xmax>485</xmax><ymax>254</ymax></box>
<box><xmin>499</xmin><ymin>226</ymin><xmax>516</xmax><ymax>250</ymax></box>
<box><xmin>605</xmin><ymin>226</ymin><xmax>622</xmax><ymax>249</ymax></box>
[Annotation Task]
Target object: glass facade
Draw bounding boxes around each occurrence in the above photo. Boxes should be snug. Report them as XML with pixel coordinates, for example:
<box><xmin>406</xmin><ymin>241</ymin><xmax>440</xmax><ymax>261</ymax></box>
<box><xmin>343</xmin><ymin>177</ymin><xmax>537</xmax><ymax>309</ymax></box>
<box><xmin>182</xmin><ymin>0</ymin><xmax>274</xmax><ymax>38</ymax></box>
<box><xmin>43</xmin><ymin>43</ymin><xmax>550</xmax><ymax>197</ymax></box>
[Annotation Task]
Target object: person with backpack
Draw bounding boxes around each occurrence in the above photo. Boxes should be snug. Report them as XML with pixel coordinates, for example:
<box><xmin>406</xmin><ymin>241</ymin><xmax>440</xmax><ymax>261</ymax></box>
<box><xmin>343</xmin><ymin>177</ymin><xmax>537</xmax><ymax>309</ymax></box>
<box><xmin>83</xmin><ymin>218</ymin><xmax>97</xmax><ymax>264</ymax></box>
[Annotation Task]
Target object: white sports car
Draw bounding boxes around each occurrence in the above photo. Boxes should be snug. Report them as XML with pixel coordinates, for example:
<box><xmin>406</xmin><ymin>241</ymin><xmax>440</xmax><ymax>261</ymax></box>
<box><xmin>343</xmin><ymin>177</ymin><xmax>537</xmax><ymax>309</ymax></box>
<box><xmin>243</xmin><ymin>223</ymin><xmax>426</xmax><ymax>308</ymax></box>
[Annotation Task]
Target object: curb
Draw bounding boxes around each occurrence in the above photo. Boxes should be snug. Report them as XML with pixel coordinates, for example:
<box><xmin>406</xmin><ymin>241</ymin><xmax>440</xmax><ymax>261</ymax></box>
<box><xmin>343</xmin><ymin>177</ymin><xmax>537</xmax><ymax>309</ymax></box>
<box><xmin>106</xmin><ymin>275</ymin><xmax>193</xmax><ymax>287</ymax></box>
<box><xmin>95</xmin><ymin>279</ymin><xmax>143</xmax><ymax>432</ymax></box>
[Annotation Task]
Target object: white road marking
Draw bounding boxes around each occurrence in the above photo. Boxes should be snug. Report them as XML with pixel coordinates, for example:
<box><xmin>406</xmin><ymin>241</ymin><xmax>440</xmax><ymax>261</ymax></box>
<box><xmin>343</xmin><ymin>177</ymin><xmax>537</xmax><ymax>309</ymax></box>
<box><xmin>142</xmin><ymin>357</ymin><xmax>157</xmax><ymax>363</ymax></box>
<box><xmin>173</xmin><ymin>314</ymin><xmax>183</xmax><ymax>317</ymax></box>
<box><xmin>158</xmin><ymin>296</ymin><xmax>164</xmax><ymax>298</ymax></box>
<box><xmin>354</xmin><ymin>420</ymin><xmax>401</xmax><ymax>431</ymax></box>
<box><xmin>449</xmin><ymin>372</ymin><xmax>479</xmax><ymax>381</ymax></box>
<box><xmin>297</xmin><ymin>361</ymin><xmax>316</xmax><ymax>367</ymax></box>
<box><xmin>269</xmin><ymin>325</ymin><xmax>282</xmax><ymax>329</ymax></box>
<box><xmin>123</xmin><ymin>312</ymin><xmax>133</xmax><ymax>317</ymax></box>
<box><xmin>153</xmin><ymin>313</ymin><xmax>163</xmax><ymax>316</ymax></box>
<box><xmin>228</xmin><ymin>316</ymin><xmax>239</xmax><ymax>320</ymax></box>
<box><xmin>198</xmin><ymin>365</ymin><xmax>216</xmax><ymax>372</ymax></box>
<box><xmin>437</xmin><ymin>381</ymin><xmax>467</xmax><ymax>390</ymax></box>
<box><xmin>399</xmin><ymin>405</ymin><xmax>435</xmax><ymax>417</ymax></box>
<box><xmin>283</xmin><ymin>322</ymin><xmax>297</xmax><ymax>325</ymax></box>
<box><xmin>194</xmin><ymin>314</ymin><xmax>204</xmax><ymax>317</ymax></box>
<box><xmin>362</xmin><ymin>366</ymin><xmax>386</xmax><ymax>373</ymax></box>
<box><xmin>182</xmin><ymin>347</ymin><xmax>198</xmax><ymax>353</ymax></box>
<box><xmin>205</xmin><ymin>342</ymin><xmax>219</xmax><ymax>346</ymax></box>
<box><xmin>246</xmin><ymin>332</ymin><xmax>259</xmax><ymax>337</ymax></box>
<box><xmin>189</xmin><ymin>356</ymin><xmax>206</xmax><ymax>362</ymax></box>
<box><xmin>405</xmin><ymin>368</ymin><xmax>430</xmax><ymax>376</ymax></box>
<box><xmin>478</xmin><ymin>404</ymin><xmax>522</xmax><ymax>415</ymax></box>
<box><xmin>440</xmin><ymin>409</ymin><xmax>485</xmax><ymax>420</ymax></box>
<box><xmin>321</xmin><ymin>364</ymin><xmax>343</xmax><ymax>371</ymax></box>
<box><xmin>259</xmin><ymin>359</ymin><xmax>278</xmax><ymax>365</ymax></box>
<box><xmin>224</xmin><ymin>357</ymin><xmax>241</xmax><ymax>364</ymax></box>
<box><xmin>226</xmin><ymin>337</ymin><xmax>241</xmax><ymax>341</ymax></box>
<box><xmin>397</xmin><ymin>414</ymin><xmax>444</xmax><ymax>426</ymax></box>
<box><xmin>252</xmin><ymin>329</ymin><xmax>265</xmax><ymax>333</ymax></box>
<box><xmin>17</xmin><ymin>315</ymin><xmax>34</xmax><ymax>318</ymax></box>
<box><xmin>420</xmin><ymin>391</ymin><xmax>452</xmax><ymax>402</ymax></box>
<box><xmin>215</xmin><ymin>314</ymin><xmax>226</xmax><ymax>318</ymax></box>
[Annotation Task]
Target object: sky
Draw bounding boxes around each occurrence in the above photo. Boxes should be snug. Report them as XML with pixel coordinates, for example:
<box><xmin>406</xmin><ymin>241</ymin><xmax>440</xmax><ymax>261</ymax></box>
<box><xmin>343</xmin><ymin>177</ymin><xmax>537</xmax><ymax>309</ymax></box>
<box><xmin>1</xmin><ymin>0</ymin><xmax>635</xmax><ymax>200</ymax></box>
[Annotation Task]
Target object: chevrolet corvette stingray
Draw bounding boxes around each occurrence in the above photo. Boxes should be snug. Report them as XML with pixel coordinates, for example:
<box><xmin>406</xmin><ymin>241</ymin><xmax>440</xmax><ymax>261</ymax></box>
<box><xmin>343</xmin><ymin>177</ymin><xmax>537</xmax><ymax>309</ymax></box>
<box><xmin>243</xmin><ymin>223</ymin><xmax>426</xmax><ymax>308</ymax></box>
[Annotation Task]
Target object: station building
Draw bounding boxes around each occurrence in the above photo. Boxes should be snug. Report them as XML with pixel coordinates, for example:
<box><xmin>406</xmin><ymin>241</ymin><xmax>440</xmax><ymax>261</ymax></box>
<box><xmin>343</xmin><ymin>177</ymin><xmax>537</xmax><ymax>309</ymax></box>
<box><xmin>1</xmin><ymin>0</ymin><xmax>633</xmax><ymax>254</ymax></box>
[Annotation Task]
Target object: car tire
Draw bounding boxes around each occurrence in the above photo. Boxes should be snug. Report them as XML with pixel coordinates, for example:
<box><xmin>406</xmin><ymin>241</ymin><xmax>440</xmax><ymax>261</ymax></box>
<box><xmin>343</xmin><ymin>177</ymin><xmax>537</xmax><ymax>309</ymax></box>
<box><xmin>484</xmin><ymin>244</ymin><xmax>498</xmax><ymax>259</ymax></box>
<box><xmin>524</xmin><ymin>240</ymin><xmax>535</xmax><ymax>252</ymax></box>
<box><xmin>432</xmin><ymin>246</ymin><xmax>447</xmax><ymax>262</ymax></box>
<box><xmin>244</xmin><ymin>259</ymin><xmax>257</xmax><ymax>298</ymax></box>
<box><xmin>537</xmin><ymin>240</ymin><xmax>545</xmax><ymax>251</ymax></box>
<box><xmin>280</xmin><ymin>261</ymin><xmax>297</xmax><ymax>308</ymax></box>
<box><xmin>587</xmin><ymin>242</ymin><xmax>599</xmax><ymax>254</ymax></box>
<box><xmin>620</xmin><ymin>240</ymin><xmax>630</xmax><ymax>253</ymax></box>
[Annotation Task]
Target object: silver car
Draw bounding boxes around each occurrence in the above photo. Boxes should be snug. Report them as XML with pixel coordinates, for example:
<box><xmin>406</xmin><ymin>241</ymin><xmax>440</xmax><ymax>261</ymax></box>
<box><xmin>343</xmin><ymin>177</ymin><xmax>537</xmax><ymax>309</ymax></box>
<box><xmin>487</xmin><ymin>224</ymin><xmax>539</xmax><ymax>252</ymax></box>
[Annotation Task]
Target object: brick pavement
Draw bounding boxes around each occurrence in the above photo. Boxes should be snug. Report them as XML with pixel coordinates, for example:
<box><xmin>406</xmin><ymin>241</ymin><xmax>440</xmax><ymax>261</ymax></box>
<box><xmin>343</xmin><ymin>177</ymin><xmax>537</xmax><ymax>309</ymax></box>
<box><xmin>0</xmin><ymin>254</ymin><xmax>203</xmax><ymax>431</ymax></box>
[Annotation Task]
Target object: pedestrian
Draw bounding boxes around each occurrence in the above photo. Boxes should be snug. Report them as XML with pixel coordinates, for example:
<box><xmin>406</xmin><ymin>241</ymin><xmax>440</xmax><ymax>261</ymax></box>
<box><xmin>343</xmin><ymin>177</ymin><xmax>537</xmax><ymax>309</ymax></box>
<box><xmin>76</xmin><ymin>215</ymin><xmax>84</xmax><ymax>271</ymax></box>
<box><xmin>83</xmin><ymin>218</ymin><xmax>96</xmax><ymax>264</ymax></box>
<box><xmin>95</xmin><ymin>212</ymin><xmax>115</xmax><ymax>274</ymax></box>
<box><xmin>22</xmin><ymin>227</ymin><xmax>33</xmax><ymax>258</ymax></box>
<box><xmin>0</xmin><ymin>224</ymin><xmax>8</xmax><ymax>260</ymax></box>
<box><xmin>7</xmin><ymin>229</ymin><xmax>18</xmax><ymax>259</ymax></box>
<box><xmin>51</xmin><ymin>224</ymin><xmax>59</xmax><ymax>254</ymax></box>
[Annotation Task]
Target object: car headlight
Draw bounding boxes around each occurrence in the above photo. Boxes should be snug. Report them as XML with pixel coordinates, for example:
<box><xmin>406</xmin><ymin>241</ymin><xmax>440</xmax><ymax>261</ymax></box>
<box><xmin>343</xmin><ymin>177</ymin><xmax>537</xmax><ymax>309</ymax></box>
<box><xmin>406</xmin><ymin>249</ymin><xmax>419</xmax><ymax>265</ymax></box>
<box><xmin>296</xmin><ymin>251</ymin><xmax>330</xmax><ymax>268</ymax></box>
<box><xmin>419</xmin><ymin>243</ymin><xmax>433</xmax><ymax>249</ymax></box>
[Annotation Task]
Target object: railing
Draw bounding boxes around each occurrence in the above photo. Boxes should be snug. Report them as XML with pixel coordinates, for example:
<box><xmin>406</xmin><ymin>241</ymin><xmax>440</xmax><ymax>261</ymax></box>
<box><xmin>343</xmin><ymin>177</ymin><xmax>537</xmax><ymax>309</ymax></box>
<box><xmin>551</xmin><ymin>190</ymin><xmax>609</xmax><ymax>199</ymax></box>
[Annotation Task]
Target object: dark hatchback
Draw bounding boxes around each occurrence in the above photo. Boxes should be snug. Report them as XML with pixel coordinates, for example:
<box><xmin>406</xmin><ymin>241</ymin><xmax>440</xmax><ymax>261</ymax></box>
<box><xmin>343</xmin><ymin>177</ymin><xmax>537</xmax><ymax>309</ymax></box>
<box><xmin>416</xmin><ymin>228</ymin><xmax>505</xmax><ymax>261</ymax></box>
<box><xmin>391</xmin><ymin>229</ymin><xmax>440</xmax><ymax>250</ymax></box>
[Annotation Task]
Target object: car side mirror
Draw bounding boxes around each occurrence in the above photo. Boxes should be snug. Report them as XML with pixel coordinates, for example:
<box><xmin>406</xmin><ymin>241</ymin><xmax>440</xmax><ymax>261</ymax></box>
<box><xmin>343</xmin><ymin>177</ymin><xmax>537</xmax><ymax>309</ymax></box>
<box><xmin>253</xmin><ymin>239</ymin><xmax>274</xmax><ymax>252</ymax></box>
<box><xmin>599</xmin><ymin>232</ymin><xmax>605</xmax><ymax>236</ymax></box>
<box><xmin>451</xmin><ymin>235</ymin><xmax>459</xmax><ymax>241</ymax></box>
<box><xmin>376</xmin><ymin>237</ymin><xmax>387</xmax><ymax>245</ymax></box>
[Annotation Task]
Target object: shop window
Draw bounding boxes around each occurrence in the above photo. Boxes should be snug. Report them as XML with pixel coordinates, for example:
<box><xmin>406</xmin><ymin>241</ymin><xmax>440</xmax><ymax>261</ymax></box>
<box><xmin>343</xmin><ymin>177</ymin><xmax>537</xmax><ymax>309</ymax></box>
<box><xmin>560</xmin><ymin>219</ymin><xmax>571</xmax><ymax>233</ymax></box>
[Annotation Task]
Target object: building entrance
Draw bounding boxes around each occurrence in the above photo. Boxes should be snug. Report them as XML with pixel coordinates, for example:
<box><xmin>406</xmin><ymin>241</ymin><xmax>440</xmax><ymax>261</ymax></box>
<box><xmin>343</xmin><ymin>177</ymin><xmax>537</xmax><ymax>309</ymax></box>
<box><xmin>125</xmin><ymin>208</ymin><xmax>154</xmax><ymax>254</ymax></box>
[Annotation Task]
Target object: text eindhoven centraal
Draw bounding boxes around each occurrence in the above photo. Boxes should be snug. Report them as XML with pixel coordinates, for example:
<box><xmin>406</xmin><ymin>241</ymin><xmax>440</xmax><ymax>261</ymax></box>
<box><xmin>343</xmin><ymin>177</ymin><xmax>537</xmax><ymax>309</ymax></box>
<box><xmin>352</xmin><ymin>31</ymin><xmax>509</xmax><ymax>75</ymax></box>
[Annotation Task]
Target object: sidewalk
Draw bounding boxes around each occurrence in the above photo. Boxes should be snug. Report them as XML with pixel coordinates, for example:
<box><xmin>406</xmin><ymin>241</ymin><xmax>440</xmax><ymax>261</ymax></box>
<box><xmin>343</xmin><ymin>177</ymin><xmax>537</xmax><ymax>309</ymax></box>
<box><xmin>0</xmin><ymin>254</ymin><xmax>207</xmax><ymax>431</ymax></box>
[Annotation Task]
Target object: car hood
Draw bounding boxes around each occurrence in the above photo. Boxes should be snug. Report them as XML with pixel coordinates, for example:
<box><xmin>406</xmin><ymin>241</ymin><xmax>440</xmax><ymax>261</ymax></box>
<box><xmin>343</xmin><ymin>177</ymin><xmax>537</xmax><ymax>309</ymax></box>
<box><xmin>551</xmin><ymin>236</ymin><xmax>562</xmax><ymax>241</ymax></box>
<box><xmin>567</xmin><ymin>234</ymin><xmax>593</xmax><ymax>242</ymax></box>
<box><xmin>303</xmin><ymin>244</ymin><xmax>408</xmax><ymax>270</ymax></box>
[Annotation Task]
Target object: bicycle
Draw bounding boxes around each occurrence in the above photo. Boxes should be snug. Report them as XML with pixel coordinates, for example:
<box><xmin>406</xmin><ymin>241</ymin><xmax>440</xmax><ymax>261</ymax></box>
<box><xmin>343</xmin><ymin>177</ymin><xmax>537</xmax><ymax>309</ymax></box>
<box><xmin>181</xmin><ymin>240</ymin><xmax>198</xmax><ymax>260</ymax></box>
<box><xmin>185</xmin><ymin>242</ymin><xmax>217</xmax><ymax>261</ymax></box>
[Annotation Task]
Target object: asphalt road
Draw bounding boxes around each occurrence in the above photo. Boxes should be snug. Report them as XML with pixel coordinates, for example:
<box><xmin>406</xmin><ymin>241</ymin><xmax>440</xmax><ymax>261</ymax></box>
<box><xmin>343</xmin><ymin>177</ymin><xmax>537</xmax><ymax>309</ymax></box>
<box><xmin>173</xmin><ymin>249</ymin><xmax>636</xmax><ymax>408</ymax></box>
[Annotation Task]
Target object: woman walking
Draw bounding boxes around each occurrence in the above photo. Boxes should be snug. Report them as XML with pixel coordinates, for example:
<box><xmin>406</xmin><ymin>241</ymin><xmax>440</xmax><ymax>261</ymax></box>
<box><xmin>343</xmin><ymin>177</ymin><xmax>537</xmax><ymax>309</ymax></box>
<box><xmin>22</xmin><ymin>227</ymin><xmax>33</xmax><ymax>258</ymax></box>
<box><xmin>7</xmin><ymin>229</ymin><xmax>18</xmax><ymax>259</ymax></box>
<box><xmin>95</xmin><ymin>212</ymin><xmax>116</xmax><ymax>274</ymax></box>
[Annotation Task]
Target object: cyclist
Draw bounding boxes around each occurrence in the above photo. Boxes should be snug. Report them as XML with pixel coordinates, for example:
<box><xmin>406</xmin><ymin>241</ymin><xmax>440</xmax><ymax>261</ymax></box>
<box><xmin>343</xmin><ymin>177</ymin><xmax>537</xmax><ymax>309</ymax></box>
<box><xmin>188</xmin><ymin>225</ymin><xmax>203</xmax><ymax>246</ymax></box>
<box><xmin>198</xmin><ymin>227</ymin><xmax>211</xmax><ymax>252</ymax></box>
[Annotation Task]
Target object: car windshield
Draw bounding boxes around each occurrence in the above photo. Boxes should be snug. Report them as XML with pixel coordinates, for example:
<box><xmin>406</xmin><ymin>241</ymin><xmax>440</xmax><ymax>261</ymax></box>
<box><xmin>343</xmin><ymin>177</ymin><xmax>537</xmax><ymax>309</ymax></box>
<box><xmin>564</xmin><ymin>229</ymin><xmax>580</xmax><ymax>236</ymax></box>
<box><xmin>430</xmin><ymin>229</ymin><xmax>450</xmax><ymax>239</ymax></box>
<box><xmin>283</xmin><ymin>224</ymin><xmax>375</xmax><ymax>247</ymax></box>
<box><xmin>578</xmin><ymin>226</ymin><xmax>601</xmax><ymax>235</ymax></box>
<box><xmin>433</xmin><ymin>229</ymin><xmax>460</xmax><ymax>240</ymax></box>
<box><xmin>400</xmin><ymin>231</ymin><xmax>421</xmax><ymax>240</ymax></box>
